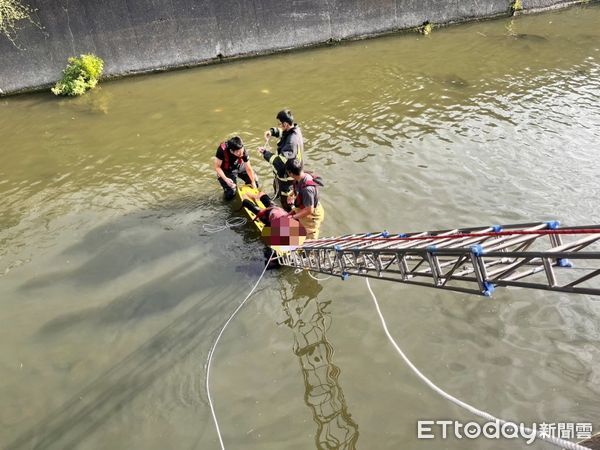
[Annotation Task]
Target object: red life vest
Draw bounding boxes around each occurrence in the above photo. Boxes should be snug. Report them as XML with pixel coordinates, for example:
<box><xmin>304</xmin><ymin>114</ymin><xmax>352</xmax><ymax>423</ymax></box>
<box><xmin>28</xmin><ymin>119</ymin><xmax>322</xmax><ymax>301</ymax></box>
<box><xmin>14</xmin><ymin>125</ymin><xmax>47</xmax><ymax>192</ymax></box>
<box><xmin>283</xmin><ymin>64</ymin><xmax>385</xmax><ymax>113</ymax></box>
<box><xmin>220</xmin><ymin>142</ymin><xmax>244</xmax><ymax>172</ymax></box>
<box><xmin>294</xmin><ymin>174</ymin><xmax>319</xmax><ymax>209</ymax></box>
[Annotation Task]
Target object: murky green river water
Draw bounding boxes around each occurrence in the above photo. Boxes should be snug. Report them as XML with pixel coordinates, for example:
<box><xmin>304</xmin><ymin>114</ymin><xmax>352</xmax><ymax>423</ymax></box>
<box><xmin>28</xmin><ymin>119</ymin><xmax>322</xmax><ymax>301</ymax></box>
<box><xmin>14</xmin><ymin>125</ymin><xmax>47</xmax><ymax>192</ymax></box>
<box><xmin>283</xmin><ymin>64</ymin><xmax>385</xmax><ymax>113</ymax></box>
<box><xmin>2</xmin><ymin>5</ymin><xmax>600</xmax><ymax>450</ymax></box>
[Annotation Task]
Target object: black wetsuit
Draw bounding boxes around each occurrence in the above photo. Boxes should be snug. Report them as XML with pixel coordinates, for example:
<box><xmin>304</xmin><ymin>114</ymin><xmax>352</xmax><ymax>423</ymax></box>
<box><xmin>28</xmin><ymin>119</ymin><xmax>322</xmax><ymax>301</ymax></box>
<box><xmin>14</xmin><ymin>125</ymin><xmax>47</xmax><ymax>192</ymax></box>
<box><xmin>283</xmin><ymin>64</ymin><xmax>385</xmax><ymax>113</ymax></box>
<box><xmin>242</xmin><ymin>194</ymin><xmax>274</xmax><ymax>225</ymax></box>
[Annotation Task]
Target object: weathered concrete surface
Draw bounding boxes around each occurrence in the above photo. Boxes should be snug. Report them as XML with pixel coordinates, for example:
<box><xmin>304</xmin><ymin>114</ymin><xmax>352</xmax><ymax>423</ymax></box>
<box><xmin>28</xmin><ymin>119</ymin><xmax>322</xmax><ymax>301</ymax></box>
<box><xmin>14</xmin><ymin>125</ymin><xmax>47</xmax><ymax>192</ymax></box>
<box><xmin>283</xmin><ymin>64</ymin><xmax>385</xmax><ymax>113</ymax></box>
<box><xmin>0</xmin><ymin>0</ymin><xmax>593</xmax><ymax>95</ymax></box>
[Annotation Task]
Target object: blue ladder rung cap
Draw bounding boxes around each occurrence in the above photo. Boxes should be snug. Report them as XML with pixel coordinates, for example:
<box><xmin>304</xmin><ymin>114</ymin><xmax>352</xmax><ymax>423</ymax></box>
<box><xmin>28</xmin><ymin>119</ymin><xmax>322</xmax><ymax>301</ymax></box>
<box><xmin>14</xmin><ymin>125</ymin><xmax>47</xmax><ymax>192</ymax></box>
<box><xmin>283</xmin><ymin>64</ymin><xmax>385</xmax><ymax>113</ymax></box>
<box><xmin>382</xmin><ymin>230</ymin><xmax>390</xmax><ymax>238</ymax></box>
<box><xmin>470</xmin><ymin>244</ymin><xmax>485</xmax><ymax>256</ymax></box>
<box><xmin>557</xmin><ymin>258</ymin><xmax>573</xmax><ymax>268</ymax></box>
<box><xmin>427</xmin><ymin>245</ymin><xmax>437</xmax><ymax>254</ymax></box>
<box><xmin>398</xmin><ymin>233</ymin><xmax>407</xmax><ymax>238</ymax></box>
<box><xmin>334</xmin><ymin>245</ymin><xmax>341</xmax><ymax>252</ymax></box>
<box><xmin>492</xmin><ymin>225</ymin><xmax>502</xmax><ymax>233</ymax></box>
<box><xmin>341</xmin><ymin>272</ymin><xmax>349</xmax><ymax>281</ymax></box>
<box><xmin>483</xmin><ymin>281</ymin><xmax>495</xmax><ymax>297</ymax></box>
<box><xmin>545</xmin><ymin>220</ymin><xmax>560</xmax><ymax>230</ymax></box>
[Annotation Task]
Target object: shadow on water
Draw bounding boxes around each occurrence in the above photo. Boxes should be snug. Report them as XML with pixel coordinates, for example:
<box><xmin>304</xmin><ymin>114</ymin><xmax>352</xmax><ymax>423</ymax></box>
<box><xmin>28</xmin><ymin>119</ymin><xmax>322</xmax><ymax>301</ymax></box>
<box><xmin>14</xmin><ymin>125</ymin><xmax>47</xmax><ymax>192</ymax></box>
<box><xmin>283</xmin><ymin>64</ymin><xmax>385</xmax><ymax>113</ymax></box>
<box><xmin>22</xmin><ymin>227</ymin><xmax>207</xmax><ymax>291</ymax></box>
<box><xmin>277</xmin><ymin>271</ymin><xmax>359</xmax><ymax>449</ymax></box>
<box><xmin>37</xmin><ymin>258</ymin><xmax>215</xmax><ymax>334</ymax></box>
<box><xmin>7</xmin><ymin>285</ymin><xmax>234</xmax><ymax>450</ymax></box>
<box><xmin>20</xmin><ymin>198</ymin><xmax>263</xmax><ymax>334</ymax></box>
<box><xmin>19</xmin><ymin>194</ymin><xmax>258</xmax><ymax>293</ymax></box>
<box><xmin>6</xmin><ymin>197</ymin><xmax>268</xmax><ymax>450</ymax></box>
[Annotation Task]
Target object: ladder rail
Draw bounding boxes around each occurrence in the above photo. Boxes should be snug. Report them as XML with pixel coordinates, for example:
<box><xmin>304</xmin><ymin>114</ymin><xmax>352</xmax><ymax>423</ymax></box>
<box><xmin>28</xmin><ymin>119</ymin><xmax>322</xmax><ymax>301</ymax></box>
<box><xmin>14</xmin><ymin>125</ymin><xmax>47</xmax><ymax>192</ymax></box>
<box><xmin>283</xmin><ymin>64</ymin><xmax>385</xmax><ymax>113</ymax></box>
<box><xmin>280</xmin><ymin>222</ymin><xmax>600</xmax><ymax>297</ymax></box>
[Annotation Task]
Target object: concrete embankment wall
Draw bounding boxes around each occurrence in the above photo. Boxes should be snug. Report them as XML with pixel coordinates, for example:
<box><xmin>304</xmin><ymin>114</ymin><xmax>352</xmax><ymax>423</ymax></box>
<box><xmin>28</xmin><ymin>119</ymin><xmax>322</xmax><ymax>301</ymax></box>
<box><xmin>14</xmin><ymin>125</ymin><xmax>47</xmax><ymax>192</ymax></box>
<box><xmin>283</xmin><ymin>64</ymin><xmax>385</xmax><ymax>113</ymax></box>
<box><xmin>0</xmin><ymin>0</ymin><xmax>591</xmax><ymax>95</ymax></box>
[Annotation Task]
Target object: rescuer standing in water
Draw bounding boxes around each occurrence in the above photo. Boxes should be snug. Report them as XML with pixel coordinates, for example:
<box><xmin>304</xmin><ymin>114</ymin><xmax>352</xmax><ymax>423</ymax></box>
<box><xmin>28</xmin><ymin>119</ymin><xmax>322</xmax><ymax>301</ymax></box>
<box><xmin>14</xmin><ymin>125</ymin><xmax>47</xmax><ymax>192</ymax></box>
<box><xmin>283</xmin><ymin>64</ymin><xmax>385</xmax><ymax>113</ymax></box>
<box><xmin>259</xmin><ymin>109</ymin><xmax>304</xmax><ymax>211</ymax></box>
<box><xmin>214</xmin><ymin>136</ymin><xmax>257</xmax><ymax>200</ymax></box>
<box><xmin>286</xmin><ymin>158</ymin><xmax>325</xmax><ymax>240</ymax></box>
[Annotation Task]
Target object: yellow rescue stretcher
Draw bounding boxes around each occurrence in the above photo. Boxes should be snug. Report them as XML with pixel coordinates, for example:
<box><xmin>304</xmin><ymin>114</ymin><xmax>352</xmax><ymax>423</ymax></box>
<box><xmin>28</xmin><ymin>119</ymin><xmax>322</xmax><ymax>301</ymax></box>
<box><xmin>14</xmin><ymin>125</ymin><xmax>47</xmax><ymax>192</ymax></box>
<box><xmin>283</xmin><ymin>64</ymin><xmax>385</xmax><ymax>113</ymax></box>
<box><xmin>236</xmin><ymin>184</ymin><xmax>266</xmax><ymax>232</ymax></box>
<box><xmin>236</xmin><ymin>185</ymin><xmax>304</xmax><ymax>255</ymax></box>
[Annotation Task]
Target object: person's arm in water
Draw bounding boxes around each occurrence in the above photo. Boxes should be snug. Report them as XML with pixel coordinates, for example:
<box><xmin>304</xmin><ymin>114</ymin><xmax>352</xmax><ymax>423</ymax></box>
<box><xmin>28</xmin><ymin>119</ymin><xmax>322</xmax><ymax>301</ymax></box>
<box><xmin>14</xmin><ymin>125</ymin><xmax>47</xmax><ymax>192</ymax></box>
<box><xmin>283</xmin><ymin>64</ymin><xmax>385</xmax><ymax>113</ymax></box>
<box><xmin>214</xmin><ymin>157</ymin><xmax>235</xmax><ymax>188</ymax></box>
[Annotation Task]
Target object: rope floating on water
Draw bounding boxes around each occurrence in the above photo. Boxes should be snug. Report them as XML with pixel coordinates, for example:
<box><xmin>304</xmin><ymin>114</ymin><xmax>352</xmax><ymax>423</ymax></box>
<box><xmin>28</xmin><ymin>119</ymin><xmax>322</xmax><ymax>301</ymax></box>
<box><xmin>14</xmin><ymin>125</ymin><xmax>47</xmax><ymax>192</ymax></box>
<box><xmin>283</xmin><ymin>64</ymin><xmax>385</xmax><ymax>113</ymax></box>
<box><xmin>206</xmin><ymin>251</ymin><xmax>275</xmax><ymax>450</ymax></box>
<box><xmin>294</xmin><ymin>267</ymin><xmax>332</xmax><ymax>281</ymax></box>
<box><xmin>203</xmin><ymin>216</ymin><xmax>247</xmax><ymax>233</ymax></box>
<box><xmin>365</xmin><ymin>278</ymin><xmax>590</xmax><ymax>450</ymax></box>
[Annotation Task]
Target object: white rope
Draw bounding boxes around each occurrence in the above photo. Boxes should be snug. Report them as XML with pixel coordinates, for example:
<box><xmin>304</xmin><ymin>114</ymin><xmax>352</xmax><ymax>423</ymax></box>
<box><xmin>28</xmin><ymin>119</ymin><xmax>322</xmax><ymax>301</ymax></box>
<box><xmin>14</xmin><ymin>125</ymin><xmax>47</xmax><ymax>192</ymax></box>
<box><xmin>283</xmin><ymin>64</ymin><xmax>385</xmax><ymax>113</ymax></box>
<box><xmin>307</xmin><ymin>271</ymin><xmax>332</xmax><ymax>281</ymax></box>
<box><xmin>206</xmin><ymin>251</ymin><xmax>275</xmax><ymax>450</ymax></box>
<box><xmin>294</xmin><ymin>267</ymin><xmax>332</xmax><ymax>281</ymax></box>
<box><xmin>365</xmin><ymin>278</ymin><xmax>589</xmax><ymax>450</ymax></box>
<box><xmin>203</xmin><ymin>216</ymin><xmax>247</xmax><ymax>233</ymax></box>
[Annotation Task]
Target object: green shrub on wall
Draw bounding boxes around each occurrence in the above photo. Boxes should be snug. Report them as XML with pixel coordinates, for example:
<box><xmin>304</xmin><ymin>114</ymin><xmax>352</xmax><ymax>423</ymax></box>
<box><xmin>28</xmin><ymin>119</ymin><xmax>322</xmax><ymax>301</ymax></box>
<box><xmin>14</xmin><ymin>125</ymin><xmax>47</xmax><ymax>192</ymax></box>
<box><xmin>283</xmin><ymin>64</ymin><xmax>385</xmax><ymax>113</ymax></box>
<box><xmin>52</xmin><ymin>54</ymin><xmax>104</xmax><ymax>96</ymax></box>
<box><xmin>0</xmin><ymin>0</ymin><xmax>36</xmax><ymax>45</ymax></box>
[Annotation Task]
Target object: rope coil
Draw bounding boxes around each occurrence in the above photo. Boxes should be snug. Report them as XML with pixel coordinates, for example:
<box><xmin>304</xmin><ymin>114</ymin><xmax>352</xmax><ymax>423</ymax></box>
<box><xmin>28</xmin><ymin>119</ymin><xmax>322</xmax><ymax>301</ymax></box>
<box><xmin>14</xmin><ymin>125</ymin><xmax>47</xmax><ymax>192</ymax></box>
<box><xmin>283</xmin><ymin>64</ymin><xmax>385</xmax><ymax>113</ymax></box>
<box><xmin>203</xmin><ymin>217</ymin><xmax>247</xmax><ymax>234</ymax></box>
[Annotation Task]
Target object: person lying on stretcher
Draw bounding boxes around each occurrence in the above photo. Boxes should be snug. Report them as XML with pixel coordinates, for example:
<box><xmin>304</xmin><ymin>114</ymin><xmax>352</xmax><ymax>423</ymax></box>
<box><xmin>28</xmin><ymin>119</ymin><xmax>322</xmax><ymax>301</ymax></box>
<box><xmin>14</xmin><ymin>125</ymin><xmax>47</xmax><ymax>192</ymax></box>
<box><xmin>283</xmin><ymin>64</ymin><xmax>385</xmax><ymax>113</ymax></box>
<box><xmin>241</xmin><ymin>192</ymin><xmax>306</xmax><ymax>250</ymax></box>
